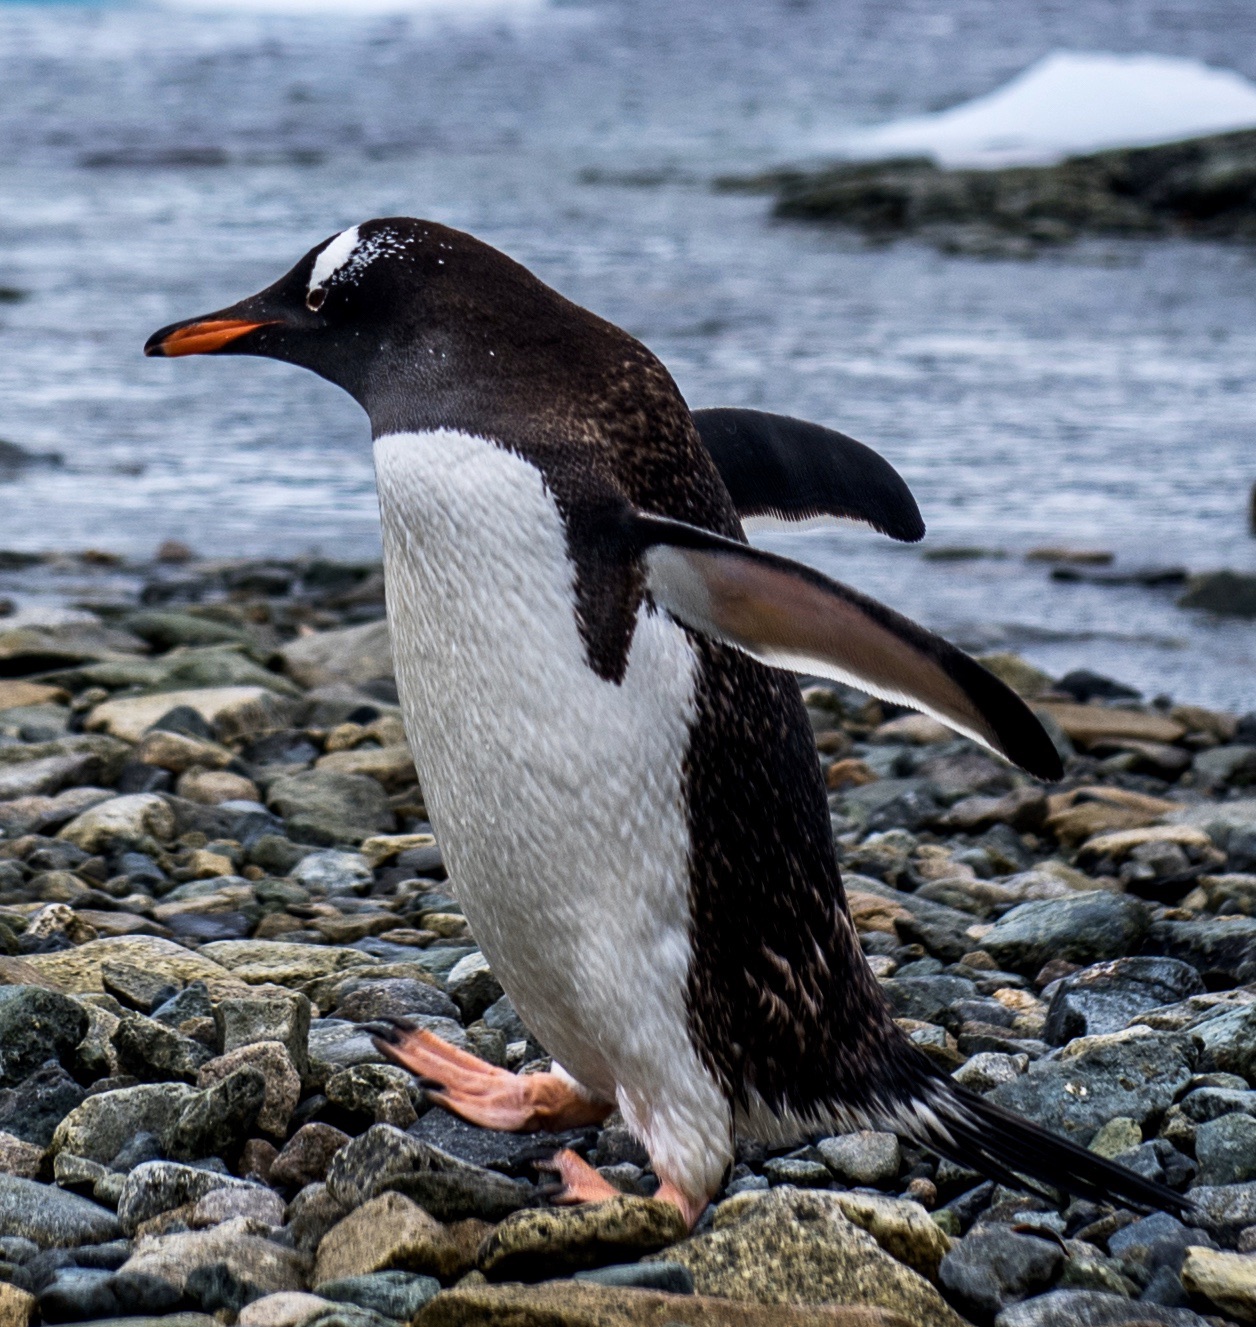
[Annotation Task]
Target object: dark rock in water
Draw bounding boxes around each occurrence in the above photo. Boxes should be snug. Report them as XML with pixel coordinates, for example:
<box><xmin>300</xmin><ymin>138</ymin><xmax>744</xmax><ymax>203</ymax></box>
<box><xmin>1050</xmin><ymin>565</ymin><xmax>1187</xmax><ymax>587</ymax></box>
<box><xmin>0</xmin><ymin>987</ymin><xmax>88</xmax><ymax>1086</ymax></box>
<box><xmin>939</xmin><ymin>1224</ymin><xmax>1063</xmax><ymax>1320</ymax></box>
<box><xmin>314</xmin><ymin>1270</ymin><xmax>440</xmax><ymax>1319</ymax></box>
<box><xmin>0</xmin><ymin>1175</ymin><xmax>120</xmax><ymax>1247</ymax></box>
<box><xmin>0</xmin><ymin>1061</ymin><xmax>86</xmax><ymax>1146</ymax></box>
<box><xmin>983</xmin><ymin>892</ymin><xmax>1151</xmax><ymax>975</ymax></box>
<box><xmin>1044</xmin><ymin>957</ymin><xmax>1204</xmax><ymax>1044</ymax></box>
<box><xmin>765</xmin><ymin>128</ymin><xmax>1256</xmax><ymax>253</ymax></box>
<box><xmin>1178</xmin><ymin>570</ymin><xmax>1256</xmax><ymax>618</ymax></box>
<box><xmin>992</xmin><ymin>1287</ymin><xmax>1215</xmax><ymax>1325</ymax></box>
<box><xmin>0</xmin><ymin>439</ymin><xmax>63</xmax><ymax>477</ymax></box>
<box><xmin>987</xmin><ymin>1030</ymin><xmax>1194</xmax><ymax>1145</ymax></box>
<box><xmin>1054</xmin><ymin>670</ymin><xmax>1141</xmax><ymax>703</ymax></box>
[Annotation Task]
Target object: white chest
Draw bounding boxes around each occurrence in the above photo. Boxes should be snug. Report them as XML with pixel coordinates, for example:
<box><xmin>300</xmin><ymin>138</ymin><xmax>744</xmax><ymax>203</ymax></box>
<box><xmin>372</xmin><ymin>431</ymin><xmax>703</xmax><ymax>1095</ymax></box>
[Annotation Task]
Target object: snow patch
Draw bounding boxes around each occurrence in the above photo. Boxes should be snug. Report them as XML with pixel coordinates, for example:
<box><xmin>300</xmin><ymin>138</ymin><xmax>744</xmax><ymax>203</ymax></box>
<box><xmin>827</xmin><ymin>52</ymin><xmax>1256</xmax><ymax>169</ymax></box>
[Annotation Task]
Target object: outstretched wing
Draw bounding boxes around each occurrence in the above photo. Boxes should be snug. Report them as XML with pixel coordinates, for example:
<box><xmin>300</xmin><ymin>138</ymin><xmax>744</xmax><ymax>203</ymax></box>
<box><xmin>609</xmin><ymin>507</ymin><xmax>1060</xmax><ymax>779</ymax></box>
<box><xmin>692</xmin><ymin>407</ymin><xmax>925</xmax><ymax>542</ymax></box>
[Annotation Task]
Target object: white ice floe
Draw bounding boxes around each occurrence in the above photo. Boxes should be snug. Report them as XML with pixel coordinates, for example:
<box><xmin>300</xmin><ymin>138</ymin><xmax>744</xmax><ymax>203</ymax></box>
<box><xmin>829</xmin><ymin>52</ymin><xmax>1256</xmax><ymax>169</ymax></box>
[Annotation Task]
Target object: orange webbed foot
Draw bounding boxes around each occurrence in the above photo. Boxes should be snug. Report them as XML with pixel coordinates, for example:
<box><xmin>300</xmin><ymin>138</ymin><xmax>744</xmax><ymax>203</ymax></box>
<box><xmin>372</xmin><ymin>1020</ymin><xmax>612</xmax><ymax>1132</ymax></box>
<box><xmin>538</xmin><ymin>1147</ymin><xmax>623</xmax><ymax>1204</ymax></box>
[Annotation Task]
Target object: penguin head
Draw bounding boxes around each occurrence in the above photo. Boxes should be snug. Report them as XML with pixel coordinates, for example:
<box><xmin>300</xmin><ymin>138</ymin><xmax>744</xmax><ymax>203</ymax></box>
<box><xmin>145</xmin><ymin>216</ymin><xmax>589</xmax><ymax>433</ymax></box>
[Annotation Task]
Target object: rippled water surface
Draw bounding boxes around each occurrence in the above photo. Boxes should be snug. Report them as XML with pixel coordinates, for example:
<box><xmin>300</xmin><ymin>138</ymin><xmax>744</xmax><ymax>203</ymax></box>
<box><xmin>0</xmin><ymin>0</ymin><xmax>1254</xmax><ymax>706</ymax></box>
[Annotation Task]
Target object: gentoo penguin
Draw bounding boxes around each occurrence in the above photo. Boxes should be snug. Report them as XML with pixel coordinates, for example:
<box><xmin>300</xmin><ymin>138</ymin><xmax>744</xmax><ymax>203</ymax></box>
<box><xmin>147</xmin><ymin>217</ymin><xmax>1184</xmax><ymax>1227</ymax></box>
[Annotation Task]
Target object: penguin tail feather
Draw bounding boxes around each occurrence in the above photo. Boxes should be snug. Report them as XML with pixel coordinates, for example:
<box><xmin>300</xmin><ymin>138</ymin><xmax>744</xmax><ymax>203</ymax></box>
<box><xmin>897</xmin><ymin>1077</ymin><xmax>1193</xmax><ymax>1218</ymax></box>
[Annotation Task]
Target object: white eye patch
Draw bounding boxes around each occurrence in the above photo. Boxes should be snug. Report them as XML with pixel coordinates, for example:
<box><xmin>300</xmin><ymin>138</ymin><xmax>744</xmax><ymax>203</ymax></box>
<box><xmin>308</xmin><ymin>224</ymin><xmax>361</xmax><ymax>294</ymax></box>
<box><xmin>306</xmin><ymin>223</ymin><xmax>417</xmax><ymax>300</ymax></box>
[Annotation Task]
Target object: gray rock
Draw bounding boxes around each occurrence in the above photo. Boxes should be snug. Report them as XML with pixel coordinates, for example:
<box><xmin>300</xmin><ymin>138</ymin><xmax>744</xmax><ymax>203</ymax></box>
<box><xmin>331</xmin><ymin>979</ymin><xmax>459</xmax><ymax>1025</ymax></box>
<box><xmin>313</xmin><ymin>1270</ymin><xmax>439</xmax><ymax>1320</ymax></box>
<box><xmin>1185</xmin><ymin>1180</ymin><xmax>1256</xmax><ymax>1238</ymax></box>
<box><xmin>312</xmin><ymin>1015</ymin><xmax>466</xmax><ymax>1069</ymax></box>
<box><xmin>1142</xmin><ymin>917</ymin><xmax>1256</xmax><ymax>981</ymax></box>
<box><xmin>117</xmin><ymin>1162</ymin><xmax>255</xmax><ymax>1236</ymax></box>
<box><xmin>40</xmin><ymin>1266</ymin><xmax>122</xmax><ymax>1321</ymax></box>
<box><xmin>382</xmin><ymin>1167</ymin><xmax>537</xmax><ymax>1223</ymax></box>
<box><xmin>1196</xmin><ymin>1113</ymin><xmax>1256</xmax><ymax>1185</ymax></box>
<box><xmin>0</xmin><ymin>1174</ymin><xmax>120</xmax><ymax>1247</ymax></box>
<box><xmin>1044</xmin><ymin>957</ymin><xmax>1204</xmax><ymax>1045</ymax></box>
<box><xmin>286</xmin><ymin>1182</ymin><xmax>349</xmax><ymax>1255</ymax></box>
<box><xmin>444</xmin><ymin>952</ymin><xmax>503</xmax><ymax>1023</ymax></box>
<box><xmin>52</xmin><ymin>1083</ymin><xmax>199</xmax><ymax>1163</ymax></box>
<box><xmin>215</xmin><ymin>995</ymin><xmax>311</xmax><ymax>1077</ymax></box>
<box><xmin>759</xmin><ymin>1157</ymin><xmax>833</xmax><ymax>1187</ymax></box>
<box><xmin>112</xmin><ymin>1012</ymin><xmax>213</xmax><ymax>1084</ymax></box>
<box><xmin>940</xmin><ymin>1225</ymin><xmax>1064</xmax><ymax>1320</ymax></box>
<box><xmin>1185</xmin><ymin>1002</ymin><xmax>1256</xmax><ymax>1080</ymax></box>
<box><xmin>1193</xmin><ymin>745</ymin><xmax>1256</xmax><ymax>787</ymax></box>
<box><xmin>307</xmin><ymin>1020</ymin><xmax>388</xmax><ymax>1070</ymax></box>
<box><xmin>324</xmin><ymin>1124</ymin><xmax>469</xmax><ymax>1210</ymax></box>
<box><xmin>167</xmin><ymin>1068</ymin><xmax>266</xmax><ymax>1161</ymax></box>
<box><xmin>817</xmin><ymin>1132</ymin><xmax>901</xmax><ymax>1186</ymax></box>
<box><xmin>987</xmin><ymin>1029</ymin><xmax>1195</xmax><ymax>1146</ymax></box>
<box><xmin>0</xmin><ymin>1061</ymin><xmax>86</xmax><ymax>1146</ymax></box>
<box><xmin>292</xmin><ymin>850</ymin><xmax>374</xmax><ymax>896</ymax></box>
<box><xmin>324</xmin><ymin>1064</ymin><xmax>418</xmax><ymax>1120</ymax></box>
<box><xmin>0</xmin><ymin>987</ymin><xmax>88</xmax><ymax>1087</ymax></box>
<box><xmin>983</xmin><ymin>892</ymin><xmax>1150</xmax><ymax>975</ymax></box>
<box><xmin>1107</xmin><ymin>1211</ymin><xmax>1212</xmax><ymax>1282</ymax></box>
<box><xmin>267</xmin><ymin>771</ymin><xmax>393</xmax><ymax>846</ymax></box>
<box><xmin>880</xmin><ymin>974</ymin><xmax>978</xmax><ymax>1033</ymax></box>
<box><xmin>993</xmin><ymin>1288</ymin><xmax>1215</xmax><ymax>1325</ymax></box>
<box><xmin>1178</xmin><ymin>570</ymin><xmax>1256</xmax><ymax>617</ymax></box>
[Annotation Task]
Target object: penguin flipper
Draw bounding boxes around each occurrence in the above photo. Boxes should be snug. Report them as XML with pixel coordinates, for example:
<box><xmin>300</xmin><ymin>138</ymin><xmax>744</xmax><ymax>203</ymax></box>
<box><xmin>692</xmin><ymin>407</ymin><xmax>925</xmax><ymax>542</ymax></box>
<box><xmin>622</xmin><ymin>510</ymin><xmax>1062</xmax><ymax>781</ymax></box>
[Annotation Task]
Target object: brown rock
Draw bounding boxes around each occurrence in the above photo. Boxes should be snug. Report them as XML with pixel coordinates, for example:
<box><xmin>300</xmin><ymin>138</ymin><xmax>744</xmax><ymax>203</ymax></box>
<box><xmin>315</xmin><ymin>746</ymin><xmax>418</xmax><ymax>792</ymax></box>
<box><xmin>826</xmin><ymin>759</ymin><xmax>878</xmax><ymax>792</ymax></box>
<box><xmin>14</xmin><ymin>935</ymin><xmax>232</xmax><ymax>995</ymax></box>
<box><xmin>176</xmin><ymin>768</ymin><xmax>262</xmax><ymax>805</ymax></box>
<box><xmin>135</xmin><ymin>730</ymin><xmax>234</xmax><ymax>773</ymax></box>
<box><xmin>846</xmin><ymin>891</ymin><xmax>912</xmax><ymax>936</ymax></box>
<box><xmin>416</xmin><ymin>1281</ymin><xmax>913</xmax><ymax>1326</ymax></box>
<box><xmin>0</xmin><ymin>681</ymin><xmax>67</xmax><ymax>711</ymax></box>
<box><xmin>0</xmin><ymin>1281</ymin><xmax>35</xmax><ymax>1327</ymax></box>
<box><xmin>1078</xmin><ymin>824</ymin><xmax>1217</xmax><ymax>864</ymax></box>
<box><xmin>870</xmin><ymin>715</ymin><xmax>952</xmax><ymax>745</ymax></box>
<box><xmin>240</xmin><ymin>1138</ymin><xmax>279</xmax><ymax>1184</ymax></box>
<box><xmin>87</xmin><ymin>686</ymin><xmax>296</xmax><ymax>744</ymax></box>
<box><xmin>314</xmin><ymin>1191</ymin><xmax>486</xmax><ymax>1283</ymax></box>
<box><xmin>478</xmin><ymin>1197</ymin><xmax>687</xmax><ymax>1280</ymax></box>
<box><xmin>0</xmin><ymin>1132</ymin><xmax>42</xmax><ymax>1179</ymax></box>
<box><xmin>269</xmin><ymin>1124</ymin><xmax>351</xmax><ymax>1188</ymax></box>
<box><xmin>1036</xmin><ymin>702</ymin><xmax>1186</xmax><ymax>748</ymax></box>
<box><xmin>198</xmin><ymin>1042</ymin><xmax>301</xmax><ymax>1137</ymax></box>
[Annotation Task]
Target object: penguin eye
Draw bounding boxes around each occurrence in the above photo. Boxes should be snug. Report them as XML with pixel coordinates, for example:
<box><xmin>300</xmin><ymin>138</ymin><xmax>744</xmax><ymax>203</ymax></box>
<box><xmin>306</xmin><ymin>287</ymin><xmax>327</xmax><ymax>312</ymax></box>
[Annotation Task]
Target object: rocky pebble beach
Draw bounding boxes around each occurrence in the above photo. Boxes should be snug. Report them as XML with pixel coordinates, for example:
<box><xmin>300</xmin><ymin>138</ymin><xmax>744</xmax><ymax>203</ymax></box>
<box><xmin>0</xmin><ymin>547</ymin><xmax>1252</xmax><ymax>1326</ymax></box>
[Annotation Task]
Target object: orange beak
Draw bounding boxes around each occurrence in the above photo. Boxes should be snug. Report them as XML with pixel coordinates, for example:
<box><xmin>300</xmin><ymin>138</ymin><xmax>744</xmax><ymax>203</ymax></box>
<box><xmin>147</xmin><ymin>318</ymin><xmax>277</xmax><ymax>357</ymax></box>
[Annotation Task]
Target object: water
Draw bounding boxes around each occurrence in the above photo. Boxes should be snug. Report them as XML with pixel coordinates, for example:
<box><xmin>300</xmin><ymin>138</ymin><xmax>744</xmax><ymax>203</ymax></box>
<box><xmin>0</xmin><ymin>0</ymin><xmax>1253</xmax><ymax>708</ymax></box>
